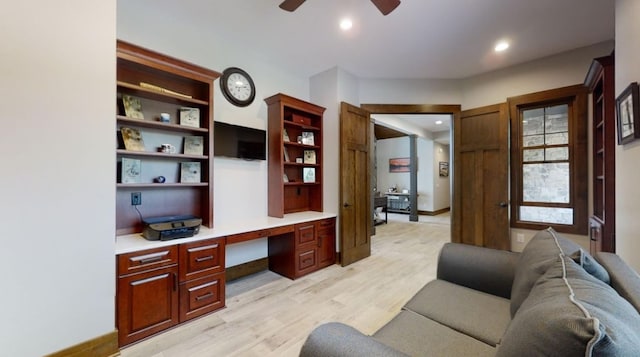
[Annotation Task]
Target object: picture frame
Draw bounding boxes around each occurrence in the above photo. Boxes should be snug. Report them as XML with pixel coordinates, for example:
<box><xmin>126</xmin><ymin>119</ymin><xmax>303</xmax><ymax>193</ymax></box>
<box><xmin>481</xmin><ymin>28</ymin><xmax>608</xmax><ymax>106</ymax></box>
<box><xmin>179</xmin><ymin>107</ymin><xmax>200</xmax><ymax>128</ymax></box>
<box><xmin>121</xmin><ymin>95</ymin><xmax>144</xmax><ymax>119</ymax></box>
<box><xmin>303</xmin><ymin>167</ymin><xmax>316</xmax><ymax>183</ymax></box>
<box><xmin>616</xmin><ymin>82</ymin><xmax>640</xmax><ymax>145</ymax></box>
<box><xmin>439</xmin><ymin>161</ymin><xmax>449</xmax><ymax>177</ymax></box>
<box><xmin>389</xmin><ymin>157</ymin><xmax>410</xmax><ymax>173</ymax></box>
<box><xmin>183</xmin><ymin>136</ymin><xmax>204</xmax><ymax>156</ymax></box>
<box><xmin>301</xmin><ymin>131</ymin><xmax>315</xmax><ymax>146</ymax></box>
<box><xmin>180</xmin><ymin>162</ymin><xmax>201</xmax><ymax>183</ymax></box>
<box><xmin>120</xmin><ymin>127</ymin><xmax>145</xmax><ymax>151</ymax></box>
<box><xmin>303</xmin><ymin>150</ymin><xmax>316</xmax><ymax>164</ymax></box>
<box><xmin>120</xmin><ymin>158</ymin><xmax>141</xmax><ymax>184</ymax></box>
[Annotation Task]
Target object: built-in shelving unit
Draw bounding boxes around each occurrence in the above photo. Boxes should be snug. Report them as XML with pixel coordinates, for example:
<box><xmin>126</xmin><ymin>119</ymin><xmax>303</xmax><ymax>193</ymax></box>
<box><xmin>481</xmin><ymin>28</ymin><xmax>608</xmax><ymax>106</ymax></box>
<box><xmin>115</xmin><ymin>40</ymin><xmax>220</xmax><ymax>234</ymax></box>
<box><xmin>265</xmin><ymin>93</ymin><xmax>326</xmax><ymax>218</ymax></box>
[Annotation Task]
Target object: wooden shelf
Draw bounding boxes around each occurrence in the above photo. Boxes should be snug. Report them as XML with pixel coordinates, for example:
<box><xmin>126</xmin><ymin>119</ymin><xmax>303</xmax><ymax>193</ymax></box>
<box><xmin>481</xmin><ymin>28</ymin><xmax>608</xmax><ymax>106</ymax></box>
<box><xmin>116</xmin><ymin>149</ymin><xmax>208</xmax><ymax>160</ymax></box>
<box><xmin>283</xmin><ymin>120</ymin><xmax>320</xmax><ymax>131</ymax></box>
<box><xmin>283</xmin><ymin>142</ymin><xmax>320</xmax><ymax>150</ymax></box>
<box><xmin>117</xmin><ymin>81</ymin><xmax>209</xmax><ymax>106</ymax></box>
<box><xmin>284</xmin><ymin>182</ymin><xmax>320</xmax><ymax>186</ymax></box>
<box><xmin>117</xmin><ymin>116</ymin><xmax>209</xmax><ymax>133</ymax></box>
<box><xmin>117</xmin><ymin>183</ymin><xmax>209</xmax><ymax>188</ymax></box>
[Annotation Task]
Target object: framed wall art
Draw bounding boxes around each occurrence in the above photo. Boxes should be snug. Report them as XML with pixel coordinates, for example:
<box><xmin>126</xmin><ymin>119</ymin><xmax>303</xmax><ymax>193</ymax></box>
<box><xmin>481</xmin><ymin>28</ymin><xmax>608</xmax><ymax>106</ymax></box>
<box><xmin>616</xmin><ymin>82</ymin><xmax>640</xmax><ymax>145</ymax></box>
<box><xmin>389</xmin><ymin>157</ymin><xmax>410</xmax><ymax>173</ymax></box>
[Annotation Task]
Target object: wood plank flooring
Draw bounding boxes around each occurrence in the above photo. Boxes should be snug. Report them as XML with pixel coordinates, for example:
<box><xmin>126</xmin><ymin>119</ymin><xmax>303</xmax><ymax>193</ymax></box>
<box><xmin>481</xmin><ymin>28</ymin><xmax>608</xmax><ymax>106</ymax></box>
<box><xmin>120</xmin><ymin>218</ymin><xmax>450</xmax><ymax>357</ymax></box>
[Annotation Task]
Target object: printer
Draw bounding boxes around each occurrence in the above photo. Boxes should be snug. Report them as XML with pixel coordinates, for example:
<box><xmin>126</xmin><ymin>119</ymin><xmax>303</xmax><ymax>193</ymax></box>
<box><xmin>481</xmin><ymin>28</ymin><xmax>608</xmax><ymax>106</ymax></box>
<box><xmin>142</xmin><ymin>215</ymin><xmax>201</xmax><ymax>241</ymax></box>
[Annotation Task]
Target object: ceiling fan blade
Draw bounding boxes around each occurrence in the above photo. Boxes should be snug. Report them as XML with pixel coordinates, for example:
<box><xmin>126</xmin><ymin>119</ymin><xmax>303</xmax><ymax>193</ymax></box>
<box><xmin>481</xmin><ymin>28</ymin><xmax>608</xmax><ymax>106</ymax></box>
<box><xmin>279</xmin><ymin>0</ymin><xmax>306</xmax><ymax>12</ymax></box>
<box><xmin>370</xmin><ymin>0</ymin><xmax>401</xmax><ymax>15</ymax></box>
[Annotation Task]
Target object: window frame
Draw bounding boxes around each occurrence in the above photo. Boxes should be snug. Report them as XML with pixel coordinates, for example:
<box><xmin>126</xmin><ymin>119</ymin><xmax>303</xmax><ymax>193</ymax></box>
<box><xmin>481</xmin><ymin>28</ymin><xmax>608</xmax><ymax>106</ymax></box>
<box><xmin>508</xmin><ymin>85</ymin><xmax>588</xmax><ymax>235</ymax></box>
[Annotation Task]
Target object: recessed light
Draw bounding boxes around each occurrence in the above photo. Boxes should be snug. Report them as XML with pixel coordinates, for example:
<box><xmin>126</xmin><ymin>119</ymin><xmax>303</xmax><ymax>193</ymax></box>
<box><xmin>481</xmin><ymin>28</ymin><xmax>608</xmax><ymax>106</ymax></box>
<box><xmin>340</xmin><ymin>18</ymin><xmax>353</xmax><ymax>31</ymax></box>
<box><xmin>435</xmin><ymin>120</ymin><xmax>443</xmax><ymax>125</ymax></box>
<box><xmin>495</xmin><ymin>41</ymin><xmax>509</xmax><ymax>52</ymax></box>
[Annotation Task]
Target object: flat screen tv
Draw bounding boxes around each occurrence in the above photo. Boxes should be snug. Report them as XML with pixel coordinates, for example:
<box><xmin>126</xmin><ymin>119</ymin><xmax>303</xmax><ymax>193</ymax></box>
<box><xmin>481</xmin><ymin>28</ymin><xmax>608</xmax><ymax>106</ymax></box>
<box><xmin>214</xmin><ymin>121</ymin><xmax>266</xmax><ymax>160</ymax></box>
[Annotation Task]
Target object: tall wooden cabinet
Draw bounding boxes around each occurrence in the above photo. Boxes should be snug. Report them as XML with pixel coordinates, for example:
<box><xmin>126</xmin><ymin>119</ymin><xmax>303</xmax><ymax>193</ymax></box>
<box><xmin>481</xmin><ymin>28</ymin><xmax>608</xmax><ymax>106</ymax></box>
<box><xmin>265</xmin><ymin>93</ymin><xmax>326</xmax><ymax>218</ymax></box>
<box><xmin>116</xmin><ymin>40</ymin><xmax>220</xmax><ymax>234</ymax></box>
<box><xmin>585</xmin><ymin>54</ymin><xmax>616</xmax><ymax>253</ymax></box>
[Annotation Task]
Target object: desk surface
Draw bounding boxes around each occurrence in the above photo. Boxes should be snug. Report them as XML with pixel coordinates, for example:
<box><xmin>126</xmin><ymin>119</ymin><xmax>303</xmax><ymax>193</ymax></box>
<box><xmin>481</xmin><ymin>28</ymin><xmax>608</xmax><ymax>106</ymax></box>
<box><xmin>115</xmin><ymin>211</ymin><xmax>337</xmax><ymax>255</ymax></box>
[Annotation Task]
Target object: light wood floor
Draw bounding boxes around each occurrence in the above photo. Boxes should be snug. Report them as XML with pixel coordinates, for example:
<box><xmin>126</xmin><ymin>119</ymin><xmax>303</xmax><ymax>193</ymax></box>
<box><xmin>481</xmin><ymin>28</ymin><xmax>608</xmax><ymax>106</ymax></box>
<box><xmin>120</xmin><ymin>218</ymin><xmax>450</xmax><ymax>357</ymax></box>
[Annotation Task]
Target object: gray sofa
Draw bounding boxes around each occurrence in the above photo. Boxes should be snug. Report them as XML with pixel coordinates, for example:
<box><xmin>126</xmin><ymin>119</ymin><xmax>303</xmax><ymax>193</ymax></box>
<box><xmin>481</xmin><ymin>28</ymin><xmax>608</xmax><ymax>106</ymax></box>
<box><xmin>300</xmin><ymin>228</ymin><xmax>640</xmax><ymax>356</ymax></box>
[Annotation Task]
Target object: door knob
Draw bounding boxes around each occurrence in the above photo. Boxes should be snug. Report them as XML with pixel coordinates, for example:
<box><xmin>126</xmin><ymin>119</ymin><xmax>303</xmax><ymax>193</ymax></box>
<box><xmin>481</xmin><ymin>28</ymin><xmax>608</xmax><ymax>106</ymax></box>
<box><xmin>498</xmin><ymin>202</ymin><xmax>508</xmax><ymax>208</ymax></box>
<box><xmin>343</xmin><ymin>203</ymin><xmax>351</xmax><ymax>208</ymax></box>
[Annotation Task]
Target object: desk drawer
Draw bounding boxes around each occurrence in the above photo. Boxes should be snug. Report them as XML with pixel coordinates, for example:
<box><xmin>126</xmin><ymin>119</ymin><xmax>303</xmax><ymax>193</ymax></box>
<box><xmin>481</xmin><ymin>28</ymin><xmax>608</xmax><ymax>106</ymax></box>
<box><xmin>118</xmin><ymin>246</ymin><xmax>178</xmax><ymax>277</ymax></box>
<box><xmin>179</xmin><ymin>272</ymin><xmax>225</xmax><ymax>322</ymax></box>
<box><xmin>226</xmin><ymin>225</ymin><xmax>295</xmax><ymax>245</ymax></box>
<box><xmin>179</xmin><ymin>238</ymin><xmax>225</xmax><ymax>281</ymax></box>
<box><xmin>296</xmin><ymin>249</ymin><xmax>317</xmax><ymax>275</ymax></box>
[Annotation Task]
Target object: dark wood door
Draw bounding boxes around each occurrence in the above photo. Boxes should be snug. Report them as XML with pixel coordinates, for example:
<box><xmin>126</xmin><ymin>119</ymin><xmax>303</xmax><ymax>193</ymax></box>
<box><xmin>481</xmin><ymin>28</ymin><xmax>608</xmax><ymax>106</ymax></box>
<box><xmin>453</xmin><ymin>103</ymin><xmax>510</xmax><ymax>250</ymax></box>
<box><xmin>117</xmin><ymin>265</ymin><xmax>179</xmax><ymax>346</ymax></box>
<box><xmin>340</xmin><ymin>102</ymin><xmax>371</xmax><ymax>266</ymax></box>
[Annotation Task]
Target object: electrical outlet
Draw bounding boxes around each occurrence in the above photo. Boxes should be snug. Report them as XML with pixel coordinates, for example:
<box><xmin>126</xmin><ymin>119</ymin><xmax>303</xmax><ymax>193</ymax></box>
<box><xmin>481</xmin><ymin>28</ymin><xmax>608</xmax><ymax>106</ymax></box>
<box><xmin>516</xmin><ymin>233</ymin><xmax>525</xmax><ymax>243</ymax></box>
<box><xmin>131</xmin><ymin>192</ymin><xmax>142</xmax><ymax>206</ymax></box>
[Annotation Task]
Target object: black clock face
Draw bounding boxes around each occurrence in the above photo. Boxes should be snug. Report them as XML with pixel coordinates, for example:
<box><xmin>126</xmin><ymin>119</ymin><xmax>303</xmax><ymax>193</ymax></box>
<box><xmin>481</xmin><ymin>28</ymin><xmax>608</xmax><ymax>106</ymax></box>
<box><xmin>220</xmin><ymin>67</ymin><xmax>256</xmax><ymax>107</ymax></box>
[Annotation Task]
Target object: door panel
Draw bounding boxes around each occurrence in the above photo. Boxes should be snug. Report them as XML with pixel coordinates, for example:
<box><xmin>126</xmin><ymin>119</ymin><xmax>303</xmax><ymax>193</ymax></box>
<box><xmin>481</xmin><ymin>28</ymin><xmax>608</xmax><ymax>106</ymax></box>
<box><xmin>340</xmin><ymin>102</ymin><xmax>371</xmax><ymax>266</ymax></box>
<box><xmin>453</xmin><ymin>104</ymin><xmax>509</xmax><ymax>250</ymax></box>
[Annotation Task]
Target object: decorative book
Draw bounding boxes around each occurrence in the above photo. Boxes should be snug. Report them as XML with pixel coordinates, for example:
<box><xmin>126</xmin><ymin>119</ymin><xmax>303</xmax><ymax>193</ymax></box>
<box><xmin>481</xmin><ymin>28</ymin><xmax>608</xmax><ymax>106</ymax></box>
<box><xmin>120</xmin><ymin>127</ymin><xmax>145</xmax><ymax>151</ymax></box>
<box><xmin>122</xmin><ymin>95</ymin><xmax>144</xmax><ymax>119</ymax></box>
<box><xmin>120</xmin><ymin>158</ymin><xmax>141</xmax><ymax>184</ymax></box>
<box><xmin>303</xmin><ymin>167</ymin><xmax>316</xmax><ymax>183</ymax></box>
<box><xmin>303</xmin><ymin>150</ymin><xmax>316</xmax><ymax>164</ymax></box>
<box><xmin>283</xmin><ymin>128</ymin><xmax>290</xmax><ymax>142</ymax></box>
<box><xmin>180</xmin><ymin>162</ymin><xmax>201</xmax><ymax>183</ymax></box>
<box><xmin>179</xmin><ymin>107</ymin><xmax>200</xmax><ymax>128</ymax></box>
<box><xmin>184</xmin><ymin>136</ymin><xmax>204</xmax><ymax>156</ymax></box>
<box><xmin>283</xmin><ymin>147</ymin><xmax>290</xmax><ymax>162</ymax></box>
<box><xmin>301</xmin><ymin>131</ymin><xmax>315</xmax><ymax>146</ymax></box>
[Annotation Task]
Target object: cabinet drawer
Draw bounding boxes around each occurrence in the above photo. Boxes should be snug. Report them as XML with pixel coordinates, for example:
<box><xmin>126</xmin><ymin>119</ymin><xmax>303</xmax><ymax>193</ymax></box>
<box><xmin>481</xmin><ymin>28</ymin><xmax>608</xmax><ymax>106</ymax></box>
<box><xmin>179</xmin><ymin>238</ymin><xmax>225</xmax><ymax>281</ymax></box>
<box><xmin>179</xmin><ymin>272</ymin><xmax>225</xmax><ymax>322</ymax></box>
<box><xmin>317</xmin><ymin>217</ymin><xmax>336</xmax><ymax>229</ymax></box>
<box><xmin>296</xmin><ymin>249</ymin><xmax>317</xmax><ymax>275</ymax></box>
<box><xmin>295</xmin><ymin>223</ymin><xmax>317</xmax><ymax>247</ymax></box>
<box><xmin>118</xmin><ymin>246</ymin><xmax>178</xmax><ymax>277</ymax></box>
<box><xmin>225</xmin><ymin>225</ymin><xmax>295</xmax><ymax>245</ymax></box>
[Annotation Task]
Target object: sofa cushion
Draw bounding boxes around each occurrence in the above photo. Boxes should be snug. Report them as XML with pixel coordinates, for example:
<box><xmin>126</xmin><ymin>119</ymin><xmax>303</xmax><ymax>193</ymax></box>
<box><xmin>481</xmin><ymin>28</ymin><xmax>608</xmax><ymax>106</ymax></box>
<box><xmin>570</xmin><ymin>248</ymin><xmax>610</xmax><ymax>284</ymax></box>
<box><xmin>403</xmin><ymin>279</ymin><xmax>510</xmax><ymax>346</ymax></box>
<box><xmin>374</xmin><ymin>310</ymin><xmax>496</xmax><ymax>357</ymax></box>
<box><xmin>497</xmin><ymin>255</ymin><xmax>640</xmax><ymax>357</ymax></box>
<box><xmin>510</xmin><ymin>227</ymin><xmax>582</xmax><ymax>316</ymax></box>
<box><xmin>595</xmin><ymin>252</ymin><xmax>640</xmax><ymax>314</ymax></box>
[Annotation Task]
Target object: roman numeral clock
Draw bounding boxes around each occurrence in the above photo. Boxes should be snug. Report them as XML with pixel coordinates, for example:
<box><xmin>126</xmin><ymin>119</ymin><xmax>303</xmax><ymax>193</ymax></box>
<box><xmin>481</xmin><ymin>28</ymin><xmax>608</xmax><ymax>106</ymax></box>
<box><xmin>220</xmin><ymin>67</ymin><xmax>256</xmax><ymax>107</ymax></box>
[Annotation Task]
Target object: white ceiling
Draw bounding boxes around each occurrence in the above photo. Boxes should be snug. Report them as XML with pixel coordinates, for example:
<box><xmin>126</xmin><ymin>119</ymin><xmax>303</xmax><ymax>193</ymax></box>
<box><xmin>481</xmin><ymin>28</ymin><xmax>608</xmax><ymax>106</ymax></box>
<box><xmin>119</xmin><ymin>0</ymin><xmax>614</xmax><ymax>79</ymax></box>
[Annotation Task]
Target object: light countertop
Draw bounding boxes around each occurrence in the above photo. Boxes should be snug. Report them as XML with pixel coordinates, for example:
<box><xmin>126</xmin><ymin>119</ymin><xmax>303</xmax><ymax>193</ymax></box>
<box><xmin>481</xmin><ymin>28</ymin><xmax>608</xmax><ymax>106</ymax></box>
<box><xmin>115</xmin><ymin>211</ymin><xmax>337</xmax><ymax>255</ymax></box>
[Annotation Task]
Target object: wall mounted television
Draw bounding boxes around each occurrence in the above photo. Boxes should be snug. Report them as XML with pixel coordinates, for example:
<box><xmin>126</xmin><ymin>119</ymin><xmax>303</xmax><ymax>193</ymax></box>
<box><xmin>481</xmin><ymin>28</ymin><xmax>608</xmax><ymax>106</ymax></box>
<box><xmin>214</xmin><ymin>121</ymin><xmax>266</xmax><ymax>160</ymax></box>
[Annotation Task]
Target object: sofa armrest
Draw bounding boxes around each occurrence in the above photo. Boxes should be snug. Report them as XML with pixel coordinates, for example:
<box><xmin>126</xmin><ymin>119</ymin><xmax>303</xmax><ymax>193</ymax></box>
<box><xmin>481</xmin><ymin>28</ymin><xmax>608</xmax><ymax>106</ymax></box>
<box><xmin>437</xmin><ymin>243</ymin><xmax>519</xmax><ymax>299</ymax></box>
<box><xmin>299</xmin><ymin>322</ymin><xmax>409</xmax><ymax>357</ymax></box>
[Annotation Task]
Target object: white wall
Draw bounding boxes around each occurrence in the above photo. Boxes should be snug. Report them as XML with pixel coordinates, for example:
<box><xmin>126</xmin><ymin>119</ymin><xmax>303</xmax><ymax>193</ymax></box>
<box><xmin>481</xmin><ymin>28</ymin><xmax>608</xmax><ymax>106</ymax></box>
<box><xmin>615</xmin><ymin>0</ymin><xmax>640</xmax><ymax>272</ymax></box>
<box><xmin>417</xmin><ymin>138</ymin><xmax>435</xmax><ymax>211</ymax></box>
<box><xmin>359</xmin><ymin>78</ymin><xmax>463</xmax><ymax>104</ymax></box>
<box><xmin>0</xmin><ymin>1</ymin><xmax>116</xmax><ymax>356</ymax></box>
<box><xmin>117</xmin><ymin>4</ymin><xmax>311</xmax><ymax>267</ymax></box>
<box><xmin>376</xmin><ymin>137</ymin><xmax>411</xmax><ymax>194</ymax></box>
<box><xmin>433</xmin><ymin>143</ymin><xmax>451</xmax><ymax>211</ymax></box>
<box><xmin>462</xmin><ymin>41</ymin><xmax>615</xmax><ymax>109</ymax></box>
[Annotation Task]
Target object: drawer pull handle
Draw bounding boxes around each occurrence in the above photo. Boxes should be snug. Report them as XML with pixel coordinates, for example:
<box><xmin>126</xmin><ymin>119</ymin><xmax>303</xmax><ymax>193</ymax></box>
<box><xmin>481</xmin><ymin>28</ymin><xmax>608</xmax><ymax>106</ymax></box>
<box><xmin>195</xmin><ymin>255</ymin><xmax>214</xmax><ymax>263</ymax></box>
<box><xmin>195</xmin><ymin>292</ymin><xmax>214</xmax><ymax>301</ymax></box>
<box><xmin>133</xmin><ymin>251</ymin><xmax>168</xmax><ymax>265</ymax></box>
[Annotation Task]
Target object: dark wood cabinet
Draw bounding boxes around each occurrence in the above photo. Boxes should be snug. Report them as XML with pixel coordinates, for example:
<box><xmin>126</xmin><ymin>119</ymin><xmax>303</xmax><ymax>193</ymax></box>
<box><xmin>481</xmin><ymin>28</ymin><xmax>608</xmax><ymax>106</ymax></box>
<box><xmin>265</xmin><ymin>93</ymin><xmax>326</xmax><ymax>218</ymax></box>
<box><xmin>178</xmin><ymin>238</ymin><xmax>226</xmax><ymax>321</ymax></box>
<box><xmin>268</xmin><ymin>217</ymin><xmax>336</xmax><ymax>279</ymax></box>
<box><xmin>116</xmin><ymin>246</ymin><xmax>179</xmax><ymax>346</ymax></box>
<box><xmin>117</xmin><ymin>239</ymin><xmax>226</xmax><ymax>346</ymax></box>
<box><xmin>585</xmin><ymin>53</ymin><xmax>616</xmax><ymax>253</ymax></box>
<box><xmin>317</xmin><ymin>218</ymin><xmax>337</xmax><ymax>269</ymax></box>
<box><xmin>116</xmin><ymin>40</ymin><xmax>220</xmax><ymax>235</ymax></box>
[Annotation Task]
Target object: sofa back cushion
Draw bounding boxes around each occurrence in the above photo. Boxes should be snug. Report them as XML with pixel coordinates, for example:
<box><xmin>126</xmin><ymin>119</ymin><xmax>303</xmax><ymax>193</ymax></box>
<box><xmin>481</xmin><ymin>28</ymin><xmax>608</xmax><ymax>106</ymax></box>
<box><xmin>510</xmin><ymin>227</ymin><xmax>582</xmax><ymax>316</ymax></box>
<box><xmin>595</xmin><ymin>252</ymin><xmax>640</xmax><ymax>314</ymax></box>
<box><xmin>570</xmin><ymin>248</ymin><xmax>610</xmax><ymax>284</ymax></box>
<box><xmin>497</xmin><ymin>256</ymin><xmax>640</xmax><ymax>356</ymax></box>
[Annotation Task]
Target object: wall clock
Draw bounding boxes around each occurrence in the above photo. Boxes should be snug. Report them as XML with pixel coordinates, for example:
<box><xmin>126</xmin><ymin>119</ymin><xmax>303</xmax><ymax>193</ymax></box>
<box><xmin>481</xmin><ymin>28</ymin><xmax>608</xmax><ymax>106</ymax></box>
<box><xmin>220</xmin><ymin>67</ymin><xmax>256</xmax><ymax>107</ymax></box>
